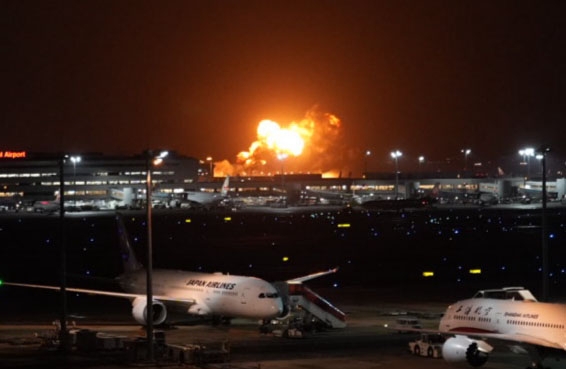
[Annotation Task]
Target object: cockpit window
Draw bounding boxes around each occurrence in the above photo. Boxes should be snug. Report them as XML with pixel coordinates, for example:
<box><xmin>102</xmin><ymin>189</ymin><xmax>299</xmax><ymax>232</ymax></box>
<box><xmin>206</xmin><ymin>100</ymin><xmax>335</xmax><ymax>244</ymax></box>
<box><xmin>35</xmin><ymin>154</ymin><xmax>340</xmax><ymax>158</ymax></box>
<box><xmin>258</xmin><ymin>292</ymin><xmax>279</xmax><ymax>299</ymax></box>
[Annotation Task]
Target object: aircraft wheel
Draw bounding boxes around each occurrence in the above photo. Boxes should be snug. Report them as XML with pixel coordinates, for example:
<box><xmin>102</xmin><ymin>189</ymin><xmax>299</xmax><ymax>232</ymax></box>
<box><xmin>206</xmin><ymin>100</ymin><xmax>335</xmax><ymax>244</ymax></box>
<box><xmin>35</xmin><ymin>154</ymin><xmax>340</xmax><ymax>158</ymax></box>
<box><xmin>413</xmin><ymin>345</ymin><xmax>420</xmax><ymax>356</ymax></box>
<box><xmin>427</xmin><ymin>347</ymin><xmax>434</xmax><ymax>357</ymax></box>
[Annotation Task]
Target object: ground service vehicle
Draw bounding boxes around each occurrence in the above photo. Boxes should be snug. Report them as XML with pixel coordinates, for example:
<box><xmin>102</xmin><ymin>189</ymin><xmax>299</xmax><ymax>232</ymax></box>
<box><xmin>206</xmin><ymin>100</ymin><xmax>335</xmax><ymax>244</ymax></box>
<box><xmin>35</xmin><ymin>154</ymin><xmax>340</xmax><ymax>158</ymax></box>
<box><xmin>408</xmin><ymin>333</ymin><xmax>445</xmax><ymax>358</ymax></box>
<box><xmin>392</xmin><ymin>316</ymin><xmax>422</xmax><ymax>333</ymax></box>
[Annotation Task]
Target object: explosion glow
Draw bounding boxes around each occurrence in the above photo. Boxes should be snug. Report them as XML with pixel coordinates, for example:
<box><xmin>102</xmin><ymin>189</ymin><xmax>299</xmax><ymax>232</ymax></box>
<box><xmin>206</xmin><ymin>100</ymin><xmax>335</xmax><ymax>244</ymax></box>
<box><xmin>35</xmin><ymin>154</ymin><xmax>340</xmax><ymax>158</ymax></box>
<box><xmin>215</xmin><ymin>106</ymin><xmax>351</xmax><ymax>178</ymax></box>
<box><xmin>256</xmin><ymin>120</ymin><xmax>305</xmax><ymax>157</ymax></box>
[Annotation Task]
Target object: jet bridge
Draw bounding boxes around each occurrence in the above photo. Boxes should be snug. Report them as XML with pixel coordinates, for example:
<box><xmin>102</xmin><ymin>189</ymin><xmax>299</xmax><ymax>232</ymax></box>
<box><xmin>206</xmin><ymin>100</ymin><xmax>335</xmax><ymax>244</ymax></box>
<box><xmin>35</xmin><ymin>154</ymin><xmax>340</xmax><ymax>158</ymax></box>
<box><xmin>278</xmin><ymin>282</ymin><xmax>346</xmax><ymax>329</ymax></box>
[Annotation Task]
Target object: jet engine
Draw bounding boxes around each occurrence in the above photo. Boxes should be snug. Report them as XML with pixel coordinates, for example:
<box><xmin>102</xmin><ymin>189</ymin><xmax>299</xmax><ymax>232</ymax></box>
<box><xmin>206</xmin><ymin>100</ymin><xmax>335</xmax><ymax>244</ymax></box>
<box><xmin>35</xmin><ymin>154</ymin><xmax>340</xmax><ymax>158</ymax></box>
<box><xmin>131</xmin><ymin>297</ymin><xmax>167</xmax><ymax>326</ymax></box>
<box><xmin>442</xmin><ymin>335</ymin><xmax>493</xmax><ymax>367</ymax></box>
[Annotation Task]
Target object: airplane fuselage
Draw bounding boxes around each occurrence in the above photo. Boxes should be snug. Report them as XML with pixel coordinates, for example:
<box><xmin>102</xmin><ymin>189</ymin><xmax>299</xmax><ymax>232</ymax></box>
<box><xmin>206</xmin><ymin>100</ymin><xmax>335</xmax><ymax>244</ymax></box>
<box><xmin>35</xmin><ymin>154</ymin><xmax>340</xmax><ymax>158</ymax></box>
<box><xmin>185</xmin><ymin>192</ymin><xmax>224</xmax><ymax>205</ymax></box>
<box><xmin>118</xmin><ymin>269</ymin><xmax>284</xmax><ymax>320</ymax></box>
<box><xmin>440</xmin><ymin>297</ymin><xmax>566</xmax><ymax>350</ymax></box>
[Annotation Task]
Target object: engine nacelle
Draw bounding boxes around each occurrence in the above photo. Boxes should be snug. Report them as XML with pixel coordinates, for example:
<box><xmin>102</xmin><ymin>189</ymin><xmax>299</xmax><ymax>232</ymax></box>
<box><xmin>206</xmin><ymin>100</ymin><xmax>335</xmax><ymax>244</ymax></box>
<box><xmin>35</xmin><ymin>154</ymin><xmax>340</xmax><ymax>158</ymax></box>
<box><xmin>131</xmin><ymin>297</ymin><xmax>167</xmax><ymax>326</ymax></box>
<box><xmin>442</xmin><ymin>335</ymin><xmax>493</xmax><ymax>367</ymax></box>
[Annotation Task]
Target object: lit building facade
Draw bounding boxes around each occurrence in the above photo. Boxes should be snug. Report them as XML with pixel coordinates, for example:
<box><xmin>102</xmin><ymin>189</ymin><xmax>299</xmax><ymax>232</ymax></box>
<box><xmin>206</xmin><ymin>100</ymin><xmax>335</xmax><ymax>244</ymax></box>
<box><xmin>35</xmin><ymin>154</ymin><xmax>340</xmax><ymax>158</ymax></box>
<box><xmin>0</xmin><ymin>151</ymin><xmax>200</xmax><ymax>203</ymax></box>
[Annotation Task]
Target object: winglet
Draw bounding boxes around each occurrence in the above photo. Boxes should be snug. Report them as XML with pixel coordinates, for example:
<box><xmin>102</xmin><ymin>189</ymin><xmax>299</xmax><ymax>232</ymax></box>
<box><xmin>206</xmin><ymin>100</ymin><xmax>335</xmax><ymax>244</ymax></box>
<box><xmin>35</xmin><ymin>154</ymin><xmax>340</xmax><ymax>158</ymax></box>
<box><xmin>286</xmin><ymin>267</ymin><xmax>339</xmax><ymax>284</ymax></box>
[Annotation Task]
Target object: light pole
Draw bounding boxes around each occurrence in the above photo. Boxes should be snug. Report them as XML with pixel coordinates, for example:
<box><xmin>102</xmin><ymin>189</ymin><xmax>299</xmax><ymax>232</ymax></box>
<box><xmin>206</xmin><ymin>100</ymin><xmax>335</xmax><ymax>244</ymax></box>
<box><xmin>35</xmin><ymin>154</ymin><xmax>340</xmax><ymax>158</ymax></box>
<box><xmin>390</xmin><ymin>150</ymin><xmax>402</xmax><ymax>199</ymax></box>
<box><xmin>144</xmin><ymin>149</ymin><xmax>168</xmax><ymax>362</ymax></box>
<box><xmin>277</xmin><ymin>153</ymin><xmax>288</xmax><ymax>191</ymax></box>
<box><xmin>537</xmin><ymin>146</ymin><xmax>550</xmax><ymax>301</ymax></box>
<box><xmin>518</xmin><ymin>147</ymin><xmax>534</xmax><ymax>181</ymax></box>
<box><xmin>70</xmin><ymin>156</ymin><xmax>81</xmax><ymax>206</ymax></box>
<box><xmin>418</xmin><ymin>156</ymin><xmax>425</xmax><ymax>175</ymax></box>
<box><xmin>206</xmin><ymin>156</ymin><xmax>213</xmax><ymax>180</ymax></box>
<box><xmin>364</xmin><ymin>150</ymin><xmax>371</xmax><ymax>178</ymax></box>
<box><xmin>461</xmin><ymin>148</ymin><xmax>471</xmax><ymax>171</ymax></box>
<box><xmin>58</xmin><ymin>156</ymin><xmax>68</xmax><ymax>351</ymax></box>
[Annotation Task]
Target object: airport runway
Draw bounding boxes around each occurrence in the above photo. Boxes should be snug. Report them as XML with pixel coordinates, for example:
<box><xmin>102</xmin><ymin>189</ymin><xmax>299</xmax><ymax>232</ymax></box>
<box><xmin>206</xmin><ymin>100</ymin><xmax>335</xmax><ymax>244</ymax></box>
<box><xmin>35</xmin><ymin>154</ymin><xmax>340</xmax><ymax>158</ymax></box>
<box><xmin>1</xmin><ymin>288</ymin><xmax>564</xmax><ymax>369</ymax></box>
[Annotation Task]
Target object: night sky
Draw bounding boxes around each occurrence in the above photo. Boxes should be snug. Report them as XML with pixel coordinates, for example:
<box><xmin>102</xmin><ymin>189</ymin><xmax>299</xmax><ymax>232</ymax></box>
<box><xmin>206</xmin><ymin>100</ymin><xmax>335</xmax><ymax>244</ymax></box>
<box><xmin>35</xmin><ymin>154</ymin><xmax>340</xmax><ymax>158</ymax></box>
<box><xmin>2</xmin><ymin>1</ymin><xmax>565</xmax><ymax>175</ymax></box>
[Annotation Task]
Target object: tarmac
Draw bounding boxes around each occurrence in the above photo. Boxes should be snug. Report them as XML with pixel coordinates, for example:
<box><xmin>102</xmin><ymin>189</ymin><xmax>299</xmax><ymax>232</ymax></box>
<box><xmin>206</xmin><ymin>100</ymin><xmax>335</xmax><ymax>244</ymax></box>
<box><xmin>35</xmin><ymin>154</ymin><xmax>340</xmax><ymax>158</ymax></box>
<box><xmin>2</xmin><ymin>287</ymin><xmax>565</xmax><ymax>369</ymax></box>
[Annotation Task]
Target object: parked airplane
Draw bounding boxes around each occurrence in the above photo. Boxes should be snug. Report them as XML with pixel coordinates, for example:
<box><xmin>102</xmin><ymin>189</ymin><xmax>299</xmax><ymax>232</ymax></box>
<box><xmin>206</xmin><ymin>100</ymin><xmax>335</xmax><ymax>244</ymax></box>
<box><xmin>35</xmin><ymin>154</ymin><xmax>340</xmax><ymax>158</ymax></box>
<box><xmin>32</xmin><ymin>192</ymin><xmax>60</xmax><ymax>214</ymax></box>
<box><xmin>433</xmin><ymin>286</ymin><xmax>566</xmax><ymax>368</ymax></box>
<box><xmin>3</xmin><ymin>214</ymin><xmax>337</xmax><ymax>326</ymax></box>
<box><xmin>303</xmin><ymin>187</ymin><xmax>382</xmax><ymax>206</ymax></box>
<box><xmin>172</xmin><ymin>176</ymin><xmax>230</xmax><ymax>207</ymax></box>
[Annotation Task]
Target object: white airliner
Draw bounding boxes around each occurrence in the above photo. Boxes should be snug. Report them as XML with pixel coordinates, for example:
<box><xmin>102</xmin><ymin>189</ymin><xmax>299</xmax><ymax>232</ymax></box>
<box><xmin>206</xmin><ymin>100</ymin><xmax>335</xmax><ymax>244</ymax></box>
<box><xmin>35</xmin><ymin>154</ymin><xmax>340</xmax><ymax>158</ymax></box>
<box><xmin>4</xmin><ymin>214</ymin><xmax>337</xmax><ymax>326</ymax></box>
<box><xmin>182</xmin><ymin>176</ymin><xmax>230</xmax><ymax>206</ymax></box>
<box><xmin>32</xmin><ymin>192</ymin><xmax>61</xmax><ymax>214</ymax></box>
<box><xmin>432</xmin><ymin>286</ymin><xmax>566</xmax><ymax>368</ymax></box>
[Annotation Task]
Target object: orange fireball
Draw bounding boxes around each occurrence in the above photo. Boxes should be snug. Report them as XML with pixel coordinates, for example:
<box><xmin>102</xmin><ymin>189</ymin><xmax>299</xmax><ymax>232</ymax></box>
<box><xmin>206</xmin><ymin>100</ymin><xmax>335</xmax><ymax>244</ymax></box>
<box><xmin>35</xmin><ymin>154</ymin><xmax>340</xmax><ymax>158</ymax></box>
<box><xmin>217</xmin><ymin>106</ymin><xmax>344</xmax><ymax>177</ymax></box>
<box><xmin>257</xmin><ymin>120</ymin><xmax>305</xmax><ymax>157</ymax></box>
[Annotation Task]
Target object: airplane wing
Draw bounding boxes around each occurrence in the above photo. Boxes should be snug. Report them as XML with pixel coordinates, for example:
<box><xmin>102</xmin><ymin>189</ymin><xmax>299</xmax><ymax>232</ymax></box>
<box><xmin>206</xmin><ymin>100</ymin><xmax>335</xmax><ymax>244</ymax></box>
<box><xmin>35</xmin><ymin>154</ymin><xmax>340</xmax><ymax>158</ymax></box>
<box><xmin>498</xmin><ymin>332</ymin><xmax>566</xmax><ymax>350</ymax></box>
<box><xmin>3</xmin><ymin>282</ymin><xmax>196</xmax><ymax>305</ymax></box>
<box><xmin>286</xmin><ymin>267</ymin><xmax>339</xmax><ymax>284</ymax></box>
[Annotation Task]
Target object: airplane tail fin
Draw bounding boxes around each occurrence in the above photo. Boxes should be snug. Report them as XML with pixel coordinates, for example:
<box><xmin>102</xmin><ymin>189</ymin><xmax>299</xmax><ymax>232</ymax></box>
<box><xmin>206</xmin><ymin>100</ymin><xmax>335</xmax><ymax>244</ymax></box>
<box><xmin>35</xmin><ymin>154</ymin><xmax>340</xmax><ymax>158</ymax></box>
<box><xmin>221</xmin><ymin>175</ymin><xmax>230</xmax><ymax>196</ymax></box>
<box><xmin>116</xmin><ymin>213</ymin><xmax>143</xmax><ymax>273</ymax></box>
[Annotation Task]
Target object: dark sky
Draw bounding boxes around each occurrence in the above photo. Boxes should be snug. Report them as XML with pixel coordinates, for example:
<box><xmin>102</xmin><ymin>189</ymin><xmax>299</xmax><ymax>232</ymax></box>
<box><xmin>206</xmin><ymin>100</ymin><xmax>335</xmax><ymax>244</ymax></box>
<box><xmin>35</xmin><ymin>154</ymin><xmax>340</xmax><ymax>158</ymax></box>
<box><xmin>2</xmin><ymin>1</ymin><xmax>565</xmax><ymax>174</ymax></box>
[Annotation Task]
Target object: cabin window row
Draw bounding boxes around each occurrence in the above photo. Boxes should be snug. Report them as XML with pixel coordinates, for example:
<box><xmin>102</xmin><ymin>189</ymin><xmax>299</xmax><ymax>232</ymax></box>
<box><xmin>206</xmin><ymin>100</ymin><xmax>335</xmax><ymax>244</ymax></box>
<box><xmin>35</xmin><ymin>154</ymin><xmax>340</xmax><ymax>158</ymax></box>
<box><xmin>506</xmin><ymin>320</ymin><xmax>564</xmax><ymax>329</ymax></box>
<box><xmin>454</xmin><ymin>315</ymin><xmax>478</xmax><ymax>321</ymax></box>
<box><xmin>453</xmin><ymin>315</ymin><xmax>492</xmax><ymax>323</ymax></box>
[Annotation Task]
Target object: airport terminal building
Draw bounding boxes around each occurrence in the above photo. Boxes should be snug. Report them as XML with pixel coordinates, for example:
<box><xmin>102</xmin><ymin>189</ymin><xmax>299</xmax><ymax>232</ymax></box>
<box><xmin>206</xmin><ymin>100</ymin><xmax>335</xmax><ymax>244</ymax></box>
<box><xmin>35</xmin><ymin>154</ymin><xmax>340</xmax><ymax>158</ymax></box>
<box><xmin>0</xmin><ymin>151</ymin><xmax>201</xmax><ymax>206</ymax></box>
<box><xmin>0</xmin><ymin>150</ymin><xmax>565</xmax><ymax>209</ymax></box>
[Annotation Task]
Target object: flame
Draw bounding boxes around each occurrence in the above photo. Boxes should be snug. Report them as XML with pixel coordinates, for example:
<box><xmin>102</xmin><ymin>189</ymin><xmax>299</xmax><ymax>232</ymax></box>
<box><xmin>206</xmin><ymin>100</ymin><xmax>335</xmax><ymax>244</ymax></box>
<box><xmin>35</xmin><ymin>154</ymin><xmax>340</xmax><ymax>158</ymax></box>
<box><xmin>215</xmin><ymin>106</ymin><xmax>349</xmax><ymax>178</ymax></box>
<box><xmin>257</xmin><ymin>120</ymin><xmax>305</xmax><ymax>157</ymax></box>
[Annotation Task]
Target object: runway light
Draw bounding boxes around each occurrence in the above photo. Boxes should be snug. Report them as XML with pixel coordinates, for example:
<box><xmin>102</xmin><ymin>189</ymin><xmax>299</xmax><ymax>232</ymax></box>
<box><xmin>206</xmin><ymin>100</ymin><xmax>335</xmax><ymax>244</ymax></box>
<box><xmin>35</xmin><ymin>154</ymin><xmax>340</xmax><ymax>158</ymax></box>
<box><xmin>422</xmin><ymin>271</ymin><xmax>434</xmax><ymax>277</ymax></box>
<box><xmin>185</xmin><ymin>218</ymin><xmax>191</xmax><ymax>223</ymax></box>
<box><xmin>0</xmin><ymin>279</ymin><xmax>3</xmax><ymax>286</ymax></box>
<box><xmin>337</xmin><ymin>223</ymin><xmax>351</xmax><ymax>228</ymax></box>
<box><xmin>469</xmin><ymin>269</ymin><xmax>482</xmax><ymax>274</ymax></box>
<box><xmin>224</xmin><ymin>216</ymin><xmax>232</xmax><ymax>222</ymax></box>
<box><xmin>282</xmin><ymin>256</ymin><xmax>289</xmax><ymax>262</ymax></box>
